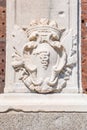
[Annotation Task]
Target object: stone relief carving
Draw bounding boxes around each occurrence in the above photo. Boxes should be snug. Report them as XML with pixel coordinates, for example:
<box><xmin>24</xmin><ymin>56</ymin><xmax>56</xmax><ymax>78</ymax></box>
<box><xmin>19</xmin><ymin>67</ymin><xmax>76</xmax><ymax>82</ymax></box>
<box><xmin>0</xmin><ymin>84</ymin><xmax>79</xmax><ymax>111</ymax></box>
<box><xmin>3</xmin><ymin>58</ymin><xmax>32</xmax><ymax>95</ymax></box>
<box><xmin>12</xmin><ymin>18</ymin><xmax>76</xmax><ymax>93</ymax></box>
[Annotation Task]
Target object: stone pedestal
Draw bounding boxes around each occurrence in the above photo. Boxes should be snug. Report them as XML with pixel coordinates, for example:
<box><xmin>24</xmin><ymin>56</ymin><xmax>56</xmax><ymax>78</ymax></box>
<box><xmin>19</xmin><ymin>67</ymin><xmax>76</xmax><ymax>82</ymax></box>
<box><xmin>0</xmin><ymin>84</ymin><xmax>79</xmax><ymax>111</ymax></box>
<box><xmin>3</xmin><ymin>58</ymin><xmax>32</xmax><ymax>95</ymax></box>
<box><xmin>0</xmin><ymin>94</ymin><xmax>87</xmax><ymax>130</ymax></box>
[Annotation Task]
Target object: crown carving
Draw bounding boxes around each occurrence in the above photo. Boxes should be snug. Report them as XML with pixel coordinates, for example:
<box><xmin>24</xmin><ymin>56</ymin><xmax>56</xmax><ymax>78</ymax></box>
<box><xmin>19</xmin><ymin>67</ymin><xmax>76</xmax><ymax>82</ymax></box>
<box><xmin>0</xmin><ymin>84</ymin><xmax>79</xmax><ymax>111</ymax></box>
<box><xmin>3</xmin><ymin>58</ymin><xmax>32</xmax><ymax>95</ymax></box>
<box><xmin>26</xmin><ymin>18</ymin><xmax>62</xmax><ymax>38</ymax></box>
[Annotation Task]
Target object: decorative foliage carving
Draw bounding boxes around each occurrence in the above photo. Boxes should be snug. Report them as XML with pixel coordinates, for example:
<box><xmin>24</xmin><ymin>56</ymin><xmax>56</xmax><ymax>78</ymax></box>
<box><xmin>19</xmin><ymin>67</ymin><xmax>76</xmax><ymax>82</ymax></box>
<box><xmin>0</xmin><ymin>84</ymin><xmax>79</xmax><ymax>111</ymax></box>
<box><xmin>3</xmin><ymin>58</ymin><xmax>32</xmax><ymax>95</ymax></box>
<box><xmin>12</xmin><ymin>18</ymin><xmax>76</xmax><ymax>93</ymax></box>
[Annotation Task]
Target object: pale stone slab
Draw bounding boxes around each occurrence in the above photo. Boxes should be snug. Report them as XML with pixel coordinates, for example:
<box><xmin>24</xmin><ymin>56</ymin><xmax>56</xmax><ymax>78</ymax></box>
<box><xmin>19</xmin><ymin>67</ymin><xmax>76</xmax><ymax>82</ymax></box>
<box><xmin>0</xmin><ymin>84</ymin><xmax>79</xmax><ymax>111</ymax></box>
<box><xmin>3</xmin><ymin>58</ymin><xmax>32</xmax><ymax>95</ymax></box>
<box><xmin>5</xmin><ymin>0</ymin><xmax>81</xmax><ymax>93</ymax></box>
<box><xmin>0</xmin><ymin>94</ymin><xmax>87</xmax><ymax>112</ymax></box>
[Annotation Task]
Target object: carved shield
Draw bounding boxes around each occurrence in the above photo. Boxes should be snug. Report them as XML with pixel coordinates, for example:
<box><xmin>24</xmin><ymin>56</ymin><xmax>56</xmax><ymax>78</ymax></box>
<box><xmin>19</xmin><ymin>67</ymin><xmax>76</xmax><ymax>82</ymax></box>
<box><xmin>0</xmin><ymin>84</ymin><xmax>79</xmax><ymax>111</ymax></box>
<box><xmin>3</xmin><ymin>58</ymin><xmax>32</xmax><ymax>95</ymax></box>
<box><xmin>12</xmin><ymin>19</ymin><xmax>69</xmax><ymax>93</ymax></box>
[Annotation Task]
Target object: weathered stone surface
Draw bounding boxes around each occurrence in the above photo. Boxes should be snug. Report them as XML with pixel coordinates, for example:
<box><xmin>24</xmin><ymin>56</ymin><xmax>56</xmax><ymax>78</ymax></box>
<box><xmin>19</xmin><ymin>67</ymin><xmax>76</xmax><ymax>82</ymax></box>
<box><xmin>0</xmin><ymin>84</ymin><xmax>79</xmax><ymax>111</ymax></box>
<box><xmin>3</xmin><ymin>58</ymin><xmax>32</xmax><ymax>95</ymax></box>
<box><xmin>0</xmin><ymin>112</ymin><xmax>87</xmax><ymax>130</ymax></box>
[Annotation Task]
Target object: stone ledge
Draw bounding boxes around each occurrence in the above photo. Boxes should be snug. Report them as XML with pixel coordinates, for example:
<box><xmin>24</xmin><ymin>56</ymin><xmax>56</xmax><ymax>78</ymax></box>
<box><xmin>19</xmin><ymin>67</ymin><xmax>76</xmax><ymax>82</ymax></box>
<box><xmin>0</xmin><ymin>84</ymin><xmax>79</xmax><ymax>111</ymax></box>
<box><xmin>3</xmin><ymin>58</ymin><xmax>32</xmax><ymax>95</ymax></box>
<box><xmin>0</xmin><ymin>93</ymin><xmax>87</xmax><ymax>112</ymax></box>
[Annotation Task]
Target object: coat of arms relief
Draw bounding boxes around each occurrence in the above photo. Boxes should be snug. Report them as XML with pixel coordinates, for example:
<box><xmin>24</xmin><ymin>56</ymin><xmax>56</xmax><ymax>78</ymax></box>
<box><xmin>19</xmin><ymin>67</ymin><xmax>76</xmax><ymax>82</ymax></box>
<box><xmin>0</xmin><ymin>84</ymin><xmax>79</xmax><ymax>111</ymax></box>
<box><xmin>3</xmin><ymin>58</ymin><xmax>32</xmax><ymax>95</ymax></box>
<box><xmin>12</xmin><ymin>18</ymin><xmax>76</xmax><ymax>94</ymax></box>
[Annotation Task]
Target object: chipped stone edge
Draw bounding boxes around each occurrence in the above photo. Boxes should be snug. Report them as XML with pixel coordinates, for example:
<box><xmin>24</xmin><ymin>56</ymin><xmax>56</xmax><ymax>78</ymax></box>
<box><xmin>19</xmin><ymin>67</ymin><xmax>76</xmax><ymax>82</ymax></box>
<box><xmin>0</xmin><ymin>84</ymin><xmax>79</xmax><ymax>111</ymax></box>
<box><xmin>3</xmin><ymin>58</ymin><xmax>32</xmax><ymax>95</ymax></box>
<box><xmin>0</xmin><ymin>94</ymin><xmax>87</xmax><ymax>112</ymax></box>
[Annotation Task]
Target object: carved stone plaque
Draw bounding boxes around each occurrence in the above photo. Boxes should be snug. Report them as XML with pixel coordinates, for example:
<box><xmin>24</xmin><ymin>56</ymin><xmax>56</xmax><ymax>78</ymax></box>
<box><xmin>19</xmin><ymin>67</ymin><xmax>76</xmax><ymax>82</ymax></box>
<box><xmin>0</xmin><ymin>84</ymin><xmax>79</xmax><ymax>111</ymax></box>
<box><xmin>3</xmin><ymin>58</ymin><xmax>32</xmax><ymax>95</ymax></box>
<box><xmin>5</xmin><ymin>0</ymin><xmax>81</xmax><ymax>93</ymax></box>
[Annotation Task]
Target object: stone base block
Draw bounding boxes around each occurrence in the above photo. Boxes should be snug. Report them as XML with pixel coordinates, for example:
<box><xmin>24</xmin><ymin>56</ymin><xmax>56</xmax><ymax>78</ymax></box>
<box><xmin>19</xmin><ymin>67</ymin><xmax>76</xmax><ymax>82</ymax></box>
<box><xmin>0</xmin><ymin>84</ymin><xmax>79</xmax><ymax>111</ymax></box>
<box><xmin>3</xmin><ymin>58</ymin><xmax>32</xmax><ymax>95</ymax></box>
<box><xmin>0</xmin><ymin>112</ymin><xmax>87</xmax><ymax>130</ymax></box>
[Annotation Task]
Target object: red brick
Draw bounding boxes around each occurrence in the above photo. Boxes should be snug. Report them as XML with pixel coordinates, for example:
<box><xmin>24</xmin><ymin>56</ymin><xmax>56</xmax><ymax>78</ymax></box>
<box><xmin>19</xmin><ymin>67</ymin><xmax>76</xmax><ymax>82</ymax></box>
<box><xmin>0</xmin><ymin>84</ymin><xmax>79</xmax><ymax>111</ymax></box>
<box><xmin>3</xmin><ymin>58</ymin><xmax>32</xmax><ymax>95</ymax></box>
<box><xmin>0</xmin><ymin>41</ymin><xmax>5</xmax><ymax>93</ymax></box>
<box><xmin>0</xmin><ymin>6</ymin><xmax>6</xmax><ymax>38</ymax></box>
<box><xmin>0</xmin><ymin>0</ymin><xmax>6</xmax><ymax>7</ymax></box>
<box><xmin>81</xmin><ymin>0</ymin><xmax>87</xmax><ymax>92</ymax></box>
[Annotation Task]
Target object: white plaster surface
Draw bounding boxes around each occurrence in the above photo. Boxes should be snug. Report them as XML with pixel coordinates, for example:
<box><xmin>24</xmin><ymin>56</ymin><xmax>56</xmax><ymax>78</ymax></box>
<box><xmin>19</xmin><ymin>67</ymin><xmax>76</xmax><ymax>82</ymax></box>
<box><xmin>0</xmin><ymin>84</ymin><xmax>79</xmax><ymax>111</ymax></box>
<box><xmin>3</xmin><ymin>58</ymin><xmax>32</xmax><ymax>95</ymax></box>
<box><xmin>0</xmin><ymin>94</ymin><xmax>87</xmax><ymax>112</ymax></box>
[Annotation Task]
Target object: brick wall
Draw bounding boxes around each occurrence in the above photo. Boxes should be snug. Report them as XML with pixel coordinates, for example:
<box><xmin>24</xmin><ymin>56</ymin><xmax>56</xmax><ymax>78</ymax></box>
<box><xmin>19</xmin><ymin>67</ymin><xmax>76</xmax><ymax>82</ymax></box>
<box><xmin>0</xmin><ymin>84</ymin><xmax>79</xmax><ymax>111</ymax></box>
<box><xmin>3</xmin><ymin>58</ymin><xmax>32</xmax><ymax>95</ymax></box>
<box><xmin>81</xmin><ymin>0</ymin><xmax>87</xmax><ymax>93</ymax></box>
<box><xmin>0</xmin><ymin>0</ymin><xmax>6</xmax><ymax>93</ymax></box>
<box><xmin>0</xmin><ymin>0</ymin><xmax>87</xmax><ymax>93</ymax></box>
